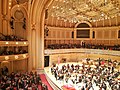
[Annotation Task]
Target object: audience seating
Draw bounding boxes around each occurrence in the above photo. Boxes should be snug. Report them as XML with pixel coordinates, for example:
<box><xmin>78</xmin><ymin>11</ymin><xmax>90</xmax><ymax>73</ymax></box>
<box><xmin>0</xmin><ymin>33</ymin><xmax>27</xmax><ymax>41</ymax></box>
<box><xmin>0</xmin><ymin>71</ymin><xmax>48</xmax><ymax>90</ymax></box>
<box><xmin>47</xmin><ymin>43</ymin><xmax>120</xmax><ymax>51</ymax></box>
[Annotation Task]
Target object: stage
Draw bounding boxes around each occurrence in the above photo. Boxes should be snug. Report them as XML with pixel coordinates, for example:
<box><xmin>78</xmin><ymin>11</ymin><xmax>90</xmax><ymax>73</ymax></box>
<box><xmin>44</xmin><ymin>61</ymin><xmax>120</xmax><ymax>90</ymax></box>
<box><xmin>44</xmin><ymin>62</ymin><xmax>97</xmax><ymax>90</ymax></box>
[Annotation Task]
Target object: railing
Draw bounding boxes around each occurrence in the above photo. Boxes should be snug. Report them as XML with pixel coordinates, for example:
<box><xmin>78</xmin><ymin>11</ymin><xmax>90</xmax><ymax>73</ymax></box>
<box><xmin>44</xmin><ymin>67</ymin><xmax>62</xmax><ymax>90</ymax></box>
<box><xmin>0</xmin><ymin>41</ymin><xmax>29</xmax><ymax>62</ymax></box>
<box><xmin>45</xmin><ymin>48</ymin><xmax>120</xmax><ymax>56</ymax></box>
<box><xmin>0</xmin><ymin>41</ymin><xmax>28</xmax><ymax>46</ymax></box>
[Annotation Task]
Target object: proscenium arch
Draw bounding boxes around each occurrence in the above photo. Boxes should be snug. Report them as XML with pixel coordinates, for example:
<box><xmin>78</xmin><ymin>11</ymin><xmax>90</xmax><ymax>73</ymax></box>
<box><xmin>28</xmin><ymin>0</ymin><xmax>54</xmax><ymax>71</ymax></box>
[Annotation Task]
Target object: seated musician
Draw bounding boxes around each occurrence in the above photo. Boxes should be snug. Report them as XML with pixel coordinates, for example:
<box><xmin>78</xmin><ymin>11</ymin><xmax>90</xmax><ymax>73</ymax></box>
<box><xmin>71</xmin><ymin>64</ymin><xmax>74</xmax><ymax>71</ymax></box>
<box><xmin>57</xmin><ymin>70</ymin><xmax>64</xmax><ymax>80</ymax></box>
<box><xmin>67</xmin><ymin>64</ymin><xmax>70</xmax><ymax>69</ymax></box>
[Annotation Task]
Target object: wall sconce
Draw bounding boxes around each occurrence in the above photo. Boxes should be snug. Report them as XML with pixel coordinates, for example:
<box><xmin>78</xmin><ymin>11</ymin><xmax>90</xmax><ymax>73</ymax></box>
<box><xmin>23</xmin><ymin>54</ymin><xmax>26</xmax><ymax>58</ymax></box>
<box><xmin>6</xmin><ymin>42</ymin><xmax>9</xmax><ymax>44</ymax></box>
<box><xmin>16</xmin><ymin>42</ymin><xmax>18</xmax><ymax>44</ymax></box>
<box><xmin>5</xmin><ymin>56</ymin><xmax>9</xmax><ymax>60</ymax></box>
<box><xmin>15</xmin><ymin>55</ymin><xmax>18</xmax><ymax>59</ymax></box>
<box><xmin>24</xmin><ymin>42</ymin><xmax>26</xmax><ymax>45</ymax></box>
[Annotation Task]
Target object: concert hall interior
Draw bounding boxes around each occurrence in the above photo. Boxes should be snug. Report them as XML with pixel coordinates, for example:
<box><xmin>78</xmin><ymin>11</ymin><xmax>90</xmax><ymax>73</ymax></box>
<box><xmin>0</xmin><ymin>0</ymin><xmax>120</xmax><ymax>90</ymax></box>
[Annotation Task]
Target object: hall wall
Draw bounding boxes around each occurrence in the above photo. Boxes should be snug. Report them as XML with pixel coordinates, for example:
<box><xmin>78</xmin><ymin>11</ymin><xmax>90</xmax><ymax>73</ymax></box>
<box><xmin>45</xmin><ymin>26</ymin><xmax>120</xmax><ymax>48</ymax></box>
<box><xmin>49</xmin><ymin>53</ymin><xmax>120</xmax><ymax>66</ymax></box>
<box><xmin>0</xmin><ymin>0</ymin><xmax>28</xmax><ymax>40</ymax></box>
<box><xmin>0</xmin><ymin>59</ymin><xmax>28</xmax><ymax>74</ymax></box>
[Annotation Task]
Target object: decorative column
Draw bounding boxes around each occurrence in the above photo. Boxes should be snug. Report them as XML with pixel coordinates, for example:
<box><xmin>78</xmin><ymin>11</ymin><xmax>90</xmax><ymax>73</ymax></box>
<box><xmin>2</xmin><ymin>16</ymin><xmax>8</xmax><ymax>34</ymax></box>
<box><xmin>2</xmin><ymin>0</ymin><xmax>8</xmax><ymax>35</ymax></box>
<box><xmin>27</xmin><ymin>22</ymin><xmax>36</xmax><ymax>71</ymax></box>
<box><xmin>51</xmin><ymin>16</ymin><xmax>54</xmax><ymax>26</ymax></box>
<box><xmin>28</xmin><ymin>0</ymin><xmax>54</xmax><ymax>71</ymax></box>
<box><xmin>65</xmin><ymin>21</ymin><xmax>67</xmax><ymax>27</ymax></box>
<box><xmin>40</xmin><ymin>10</ymin><xmax>45</xmax><ymax>69</ymax></box>
<box><xmin>60</xmin><ymin>20</ymin><xmax>62</xmax><ymax>27</ymax></box>
<box><xmin>35</xmin><ymin>9</ymin><xmax>45</xmax><ymax>69</ymax></box>
<box><xmin>90</xmin><ymin>28</ymin><xmax>93</xmax><ymax>39</ymax></box>
<box><xmin>55</xmin><ymin>17</ymin><xmax>58</xmax><ymax>26</ymax></box>
<box><xmin>31</xmin><ymin>23</ymin><xmax>36</xmax><ymax>70</ymax></box>
<box><xmin>8</xmin><ymin>0</ymin><xmax>12</xmax><ymax>35</ymax></box>
<box><xmin>103</xmin><ymin>20</ymin><xmax>104</xmax><ymax>27</ymax></box>
<box><xmin>95</xmin><ymin>21</ymin><xmax>97</xmax><ymax>27</ymax></box>
<box><xmin>109</xmin><ymin>18</ymin><xmax>111</xmax><ymax>26</ymax></box>
<box><xmin>116</xmin><ymin>16</ymin><xmax>118</xmax><ymax>26</ymax></box>
<box><xmin>74</xmin><ymin>28</ymin><xmax>76</xmax><ymax>40</ymax></box>
<box><xmin>0</xmin><ymin>0</ymin><xmax>2</xmax><ymax>32</ymax></box>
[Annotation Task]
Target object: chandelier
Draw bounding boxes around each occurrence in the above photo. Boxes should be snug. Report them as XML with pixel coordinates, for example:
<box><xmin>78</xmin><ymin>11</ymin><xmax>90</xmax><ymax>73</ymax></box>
<box><xmin>48</xmin><ymin>0</ymin><xmax>120</xmax><ymax>23</ymax></box>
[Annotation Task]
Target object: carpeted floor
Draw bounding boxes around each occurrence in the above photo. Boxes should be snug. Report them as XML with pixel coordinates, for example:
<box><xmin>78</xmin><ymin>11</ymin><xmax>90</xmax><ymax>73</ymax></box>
<box><xmin>40</xmin><ymin>74</ymin><xmax>53</xmax><ymax>90</ymax></box>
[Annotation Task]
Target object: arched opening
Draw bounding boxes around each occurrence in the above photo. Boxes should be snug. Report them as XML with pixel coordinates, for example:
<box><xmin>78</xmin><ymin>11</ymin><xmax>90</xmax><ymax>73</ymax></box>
<box><xmin>77</xmin><ymin>23</ymin><xmax>90</xmax><ymax>28</ymax></box>
<box><xmin>76</xmin><ymin>23</ymin><xmax>90</xmax><ymax>38</ymax></box>
<box><xmin>11</xmin><ymin>5</ymin><xmax>27</xmax><ymax>40</ymax></box>
<box><xmin>28</xmin><ymin>0</ymin><xmax>54</xmax><ymax>70</ymax></box>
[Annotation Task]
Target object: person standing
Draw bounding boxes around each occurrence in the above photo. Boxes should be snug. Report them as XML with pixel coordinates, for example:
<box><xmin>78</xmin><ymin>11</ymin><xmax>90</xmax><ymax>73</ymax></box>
<box><xmin>0</xmin><ymin>68</ymin><xmax>4</xmax><ymax>75</ymax></box>
<box><xmin>3</xmin><ymin>66</ymin><xmax>9</xmax><ymax>75</ymax></box>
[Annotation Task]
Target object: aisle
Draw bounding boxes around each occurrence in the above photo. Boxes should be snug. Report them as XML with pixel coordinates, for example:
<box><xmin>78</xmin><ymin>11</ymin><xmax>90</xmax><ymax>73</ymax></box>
<box><xmin>40</xmin><ymin>74</ymin><xmax>53</xmax><ymax>90</ymax></box>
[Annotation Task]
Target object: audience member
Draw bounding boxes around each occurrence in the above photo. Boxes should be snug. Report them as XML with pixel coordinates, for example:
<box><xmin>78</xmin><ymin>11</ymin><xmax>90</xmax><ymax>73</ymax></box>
<box><xmin>0</xmin><ymin>71</ymin><xmax>47</xmax><ymax>90</ymax></box>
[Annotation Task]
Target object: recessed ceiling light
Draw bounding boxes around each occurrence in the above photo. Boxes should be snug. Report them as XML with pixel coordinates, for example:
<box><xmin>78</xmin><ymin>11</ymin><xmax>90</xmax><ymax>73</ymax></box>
<box><xmin>52</xmin><ymin>6</ymin><xmax>55</xmax><ymax>8</ymax></box>
<box><xmin>101</xmin><ymin>14</ymin><xmax>104</xmax><ymax>16</ymax></box>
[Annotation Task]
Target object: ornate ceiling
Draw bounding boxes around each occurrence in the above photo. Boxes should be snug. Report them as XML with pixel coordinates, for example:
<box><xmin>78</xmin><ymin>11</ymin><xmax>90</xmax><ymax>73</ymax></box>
<box><xmin>9</xmin><ymin>0</ymin><xmax>120</xmax><ymax>27</ymax></box>
<box><xmin>48</xmin><ymin>0</ymin><xmax>120</xmax><ymax>23</ymax></box>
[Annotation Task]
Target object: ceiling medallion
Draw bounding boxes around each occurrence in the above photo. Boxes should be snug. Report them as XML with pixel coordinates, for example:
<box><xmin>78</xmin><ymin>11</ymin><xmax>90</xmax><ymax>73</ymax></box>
<box><xmin>49</xmin><ymin>0</ymin><xmax>120</xmax><ymax>23</ymax></box>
